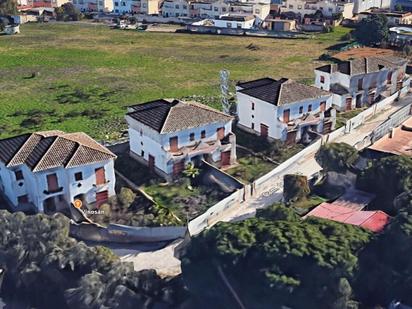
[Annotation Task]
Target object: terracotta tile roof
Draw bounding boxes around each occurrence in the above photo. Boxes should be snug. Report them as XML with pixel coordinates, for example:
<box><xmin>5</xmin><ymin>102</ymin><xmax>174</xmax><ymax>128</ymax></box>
<box><xmin>127</xmin><ymin>99</ymin><xmax>233</xmax><ymax>134</ymax></box>
<box><xmin>0</xmin><ymin>131</ymin><xmax>116</xmax><ymax>172</ymax></box>
<box><xmin>238</xmin><ymin>77</ymin><xmax>330</xmax><ymax>106</ymax></box>
<box><xmin>369</xmin><ymin>117</ymin><xmax>412</xmax><ymax>157</ymax></box>
<box><xmin>315</xmin><ymin>56</ymin><xmax>407</xmax><ymax>76</ymax></box>
<box><xmin>305</xmin><ymin>202</ymin><xmax>390</xmax><ymax>232</ymax></box>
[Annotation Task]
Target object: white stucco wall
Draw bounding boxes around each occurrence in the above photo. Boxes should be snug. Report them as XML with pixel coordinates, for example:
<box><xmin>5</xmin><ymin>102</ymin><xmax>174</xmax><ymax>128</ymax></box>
<box><xmin>127</xmin><ymin>115</ymin><xmax>233</xmax><ymax>175</ymax></box>
<box><xmin>237</xmin><ymin>91</ymin><xmax>332</xmax><ymax>140</ymax></box>
<box><xmin>0</xmin><ymin>159</ymin><xmax>115</xmax><ymax>212</ymax></box>
<box><xmin>212</xmin><ymin>17</ymin><xmax>255</xmax><ymax>29</ymax></box>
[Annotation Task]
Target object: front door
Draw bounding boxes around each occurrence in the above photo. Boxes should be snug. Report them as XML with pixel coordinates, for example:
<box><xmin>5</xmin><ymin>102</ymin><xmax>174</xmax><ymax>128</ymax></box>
<box><xmin>148</xmin><ymin>155</ymin><xmax>155</xmax><ymax>171</ymax></box>
<box><xmin>345</xmin><ymin>97</ymin><xmax>352</xmax><ymax>111</ymax></box>
<box><xmin>260</xmin><ymin>124</ymin><xmax>269</xmax><ymax>138</ymax></box>
<box><xmin>96</xmin><ymin>191</ymin><xmax>109</xmax><ymax>207</ymax></box>
<box><xmin>283</xmin><ymin>109</ymin><xmax>290</xmax><ymax>123</ymax></box>
<box><xmin>221</xmin><ymin>151</ymin><xmax>231</xmax><ymax>166</ymax></box>
<box><xmin>95</xmin><ymin>167</ymin><xmax>106</xmax><ymax>185</ymax></box>
<box><xmin>173</xmin><ymin>160</ymin><xmax>185</xmax><ymax>177</ymax></box>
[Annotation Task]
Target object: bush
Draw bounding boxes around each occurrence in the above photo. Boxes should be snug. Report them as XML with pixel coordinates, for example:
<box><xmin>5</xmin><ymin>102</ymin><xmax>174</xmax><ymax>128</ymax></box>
<box><xmin>118</xmin><ymin>187</ymin><xmax>136</xmax><ymax>209</ymax></box>
<box><xmin>315</xmin><ymin>143</ymin><xmax>359</xmax><ymax>173</ymax></box>
<box><xmin>283</xmin><ymin>174</ymin><xmax>310</xmax><ymax>203</ymax></box>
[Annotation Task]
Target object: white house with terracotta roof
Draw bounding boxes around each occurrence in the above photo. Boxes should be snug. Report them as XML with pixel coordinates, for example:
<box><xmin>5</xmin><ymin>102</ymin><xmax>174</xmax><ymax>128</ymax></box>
<box><xmin>236</xmin><ymin>77</ymin><xmax>335</xmax><ymax>143</ymax></box>
<box><xmin>314</xmin><ymin>56</ymin><xmax>409</xmax><ymax>111</ymax></box>
<box><xmin>0</xmin><ymin>131</ymin><xmax>116</xmax><ymax>214</ymax></box>
<box><xmin>125</xmin><ymin>99</ymin><xmax>236</xmax><ymax>179</ymax></box>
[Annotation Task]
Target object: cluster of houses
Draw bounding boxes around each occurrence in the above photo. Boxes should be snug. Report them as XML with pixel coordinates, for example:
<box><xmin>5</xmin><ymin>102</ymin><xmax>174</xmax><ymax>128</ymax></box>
<box><xmin>0</xmin><ymin>55</ymin><xmax>409</xmax><ymax>222</ymax></box>
<box><xmin>15</xmin><ymin>0</ymin><xmax>412</xmax><ymax>32</ymax></box>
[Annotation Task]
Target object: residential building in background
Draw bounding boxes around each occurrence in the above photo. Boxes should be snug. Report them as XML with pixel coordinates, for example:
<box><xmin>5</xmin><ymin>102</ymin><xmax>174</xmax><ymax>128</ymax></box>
<box><xmin>162</xmin><ymin>0</ymin><xmax>190</xmax><ymax>16</ymax></box>
<box><xmin>352</xmin><ymin>0</ymin><xmax>390</xmax><ymax>14</ymax></box>
<box><xmin>236</xmin><ymin>77</ymin><xmax>335</xmax><ymax>144</ymax></box>
<box><xmin>281</xmin><ymin>0</ymin><xmax>354</xmax><ymax>20</ymax></box>
<box><xmin>71</xmin><ymin>0</ymin><xmax>114</xmax><ymax>12</ymax></box>
<box><xmin>17</xmin><ymin>0</ymin><xmax>69</xmax><ymax>9</ymax></box>
<box><xmin>314</xmin><ymin>56</ymin><xmax>409</xmax><ymax>111</ymax></box>
<box><xmin>126</xmin><ymin>99</ymin><xmax>236</xmax><ymax>179</ymax></box>
<box><xmin>208</xmin><ymin>14</ymin><xmax>256</xmax><ymax>28</ymax></box>
<box><xmin>0</xmin><ymin>131</ymin><xmax>116</xmax><ymax>214</ymax></box>
<box><xmin>358</xmin><ymin>9</ymin><xmax>412</xmax><ymax>26</ymax></box>
<box><xmin>113</xmin><ymin>0</ymin><xmax>160</xmax><ymax>14</ymax></box>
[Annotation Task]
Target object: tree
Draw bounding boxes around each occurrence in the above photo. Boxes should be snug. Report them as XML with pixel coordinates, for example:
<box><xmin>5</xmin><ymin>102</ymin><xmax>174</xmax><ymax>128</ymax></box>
<box><xmin>182</xmin><ymin>162</ymin><xmax>200</xmax><ymax>179</ymax></box>
<box><xmin>118</xmin><ymin>187</ymin><xmax>136</xmax><ymax>209</ymax></box>
<box><xmin>283</xmin><ymin>174</ymin><xmax>310</xmax><ymax>203</ymax></box>
<box><xmin>182</xmin><ymin>205</ymin><xmax>371</xmax><ymax>308</ymax></box>
<box><xmin>56</xmin><ymin>3</ymin><xmax>82</xmax><ymax>21</ymax></box>
<box><xmin>315</xmin><ymin>143</ymin><xmax>359</xmax><ymax>173</ymax></box>
<box><xmin>354</xmin><ymin>14</ymin><xmax>389</xmax><ymax>46</ymax></box>
<box><xmin>0</xmin><ymin>0</ymin><xmax>17</xmax><ymax>15</ymax></box>
<box><xmin>0</xmin><ymin>210</ymin><xmax>182</xmax><ymax>308</ymax></box>
<box><xmin>395</xmin><ymin>4</ymin><xmax>403</xmax><ymax>11</ymax></box>
<box><xmin>356</xmin><ymin>155</ymin><xmax>412</xmax><ymax>214</ymax></box>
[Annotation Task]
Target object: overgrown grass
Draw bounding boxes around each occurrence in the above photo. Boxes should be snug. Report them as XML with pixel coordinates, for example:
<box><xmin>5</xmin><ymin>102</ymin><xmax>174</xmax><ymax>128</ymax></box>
<box><xmin>0</xmin><ymin>23</ymin><xmax>348</xmax><ymax>139</ymax></box>
<box><xmin>335</xmin><ymin>107</ymin><xmax>367</xmax><ymax>128</ymax></box>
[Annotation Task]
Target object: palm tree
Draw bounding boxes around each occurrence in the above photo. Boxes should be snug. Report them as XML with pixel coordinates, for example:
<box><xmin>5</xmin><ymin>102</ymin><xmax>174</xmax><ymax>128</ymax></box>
<box><xmin>183</xmin><ymin>162</ymin><xmax>200</xmax><ymax>179</ymax></box>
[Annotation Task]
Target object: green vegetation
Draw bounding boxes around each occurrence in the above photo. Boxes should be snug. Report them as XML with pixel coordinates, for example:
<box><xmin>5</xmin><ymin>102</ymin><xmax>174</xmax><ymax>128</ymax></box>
<box><xmin>0</xmin><ymin>23</ymin><xmax>348</xmax><ymax>140</ymax></box>
<box><xmin>335</xmin><ymin>108</ymin><xmax>367</xmax><ymax>129</ymax></box>
<box><xmin>183</xmin><ymin>204</ymin><xmax>371</xmax><ymax>309</ymax></box>
<box><xmin>283</xmin><ymin>174</ymin><xmax>310</xmax><ymax>203</ymax></box>
<box><xmin>0</xmin><ymin>210</ymin><xmax>184</xmax><ymax>308</ymax></box>
<box><xmin>354</xmin><ymin>14</ymin><xmax>389</xmax><ymax>46</ymax></box>
<box><xmin>357</xmin><ymin>155</ymin><xmax>412</xmax><ymax>214</ymax></box>
<box><xmin>316</xmin><ymin>142</ymin><xmax>359</xmax><ymax>173</ymax></box>
<box><xmin>227</xmin><ymin>128</ymin><xmax>304</xmax><ymax>183</ymax></box>
<box><xmin>0</xmin><ymin>0</ymin><xmax>17</xmax><ymax>15</ymax></box>
<box><xmin>55</xmin><ymin>3</ymin><xmax>83</xmax><ymax>21</ymax></box>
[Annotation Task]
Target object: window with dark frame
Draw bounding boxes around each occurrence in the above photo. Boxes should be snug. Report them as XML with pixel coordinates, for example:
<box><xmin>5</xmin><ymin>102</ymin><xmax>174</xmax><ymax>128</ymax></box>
<box><xmin>74</xmin><ymin>172</ymin><xmax>83</xmax><ymax>181</ymax></box>
<box><xmin>308</xmin><ymin>104</ymin><xmax>312</xmax><ymax>112</ymax></box>
<box><xmin>251</xmin><ymin>102</ymin><xmax>255</xmax><ymax>110</ymax></box>
<box><xmin>201</xmin><ymin>130</ymin><xmax>206</xmax><ymax>138</ymax></box>
<box><xmin>320</xmin><ymin>76</ymin><xmax>325</xmax><ymax>83</ymax></box>
<box><xmin>189</xmin><ymin>133</ymin><xmax>195</xmax><ymax>141</ymax></box>
<box><xmin>299</xmin><ymin>106</ymin><xmax>303</xmax><ymax>114</ymax></box>
<box><xmin>15</xmin><ymin>170</ymin><xmax>24</xmax><ymax>181</ymax></box>
<box><xmin>17</xmin><ymin>195</ymin><xmax>29</xmax><ymax>204</ymax></box>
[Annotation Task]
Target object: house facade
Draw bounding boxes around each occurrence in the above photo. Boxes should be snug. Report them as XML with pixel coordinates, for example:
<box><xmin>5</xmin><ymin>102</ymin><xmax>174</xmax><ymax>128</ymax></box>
<box><xmin>0</xmin><ymin>131</ymin><xmax>116</xmax><ymax>214</ymax></box>
<box><xmin>236</xmin><ymin>77</ymin><xmax>335</xmax><ymax>143</ymax></box>
<box><xmin>211</xmin><ymin>14</ymin><xmax>256</xmax><ymax>28</ymax></box>
<box><xmin>314</xmin><ymin>56</ymin><xmax>409</xmax><ymax>111</ymax></box>
<box><xmin>126</xmin><ymin>99</ymin><xmax>236</xmax><ymax>179</ymax></box>
<box><xmin>358</xmin><ymin>9</ymin><xmax>412</xmax><ymax>26</ymax></box>
<box><xmin>162</xmin><ymin>0</ymin><xmax>190</xmax><ymax>16</ymax></box>
<box><xmin>281</xmin><ymin>0</ymin><xmax>354</xmax><ymax>19</ymax></box>
<box><xmin>71</xmin><ymin>0</ymin><xmax>113</xmax><ymax>12</ymax></box>
<box><xmin>113</xmin><ymin>0</ymin><xmax>160</xmax><ymax>14</ymax></box>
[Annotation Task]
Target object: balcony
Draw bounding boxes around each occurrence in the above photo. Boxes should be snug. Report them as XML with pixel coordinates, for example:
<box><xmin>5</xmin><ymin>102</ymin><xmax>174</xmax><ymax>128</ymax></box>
<box><xmin>43</xmin><ymin>187</ymin><xmax>64</xmax><ymax>195</ymax></box>
<box><xmin>93</xmin><ymin>180</ymin><xmax>111</xmax><ymax>189</ymax></box>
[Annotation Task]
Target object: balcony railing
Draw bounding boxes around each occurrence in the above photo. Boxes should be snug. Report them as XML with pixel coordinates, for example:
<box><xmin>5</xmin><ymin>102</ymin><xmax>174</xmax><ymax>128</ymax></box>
<box><xmin>43</xmin><ymin>187</ymin><xmax>63</xmax><ymax>195</ymax></box>
<box><xmin>93</xmin><ymin>180</ymin><xmax>110</xmax><ymax>188</ymax></box>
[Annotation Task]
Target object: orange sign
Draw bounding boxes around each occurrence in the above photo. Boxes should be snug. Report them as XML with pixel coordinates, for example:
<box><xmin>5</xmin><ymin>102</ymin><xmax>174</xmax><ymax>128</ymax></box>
<box><xmin>73</xmin><ymin>199</ymin><xmax>83</xmax><ymax>209</ymax></box>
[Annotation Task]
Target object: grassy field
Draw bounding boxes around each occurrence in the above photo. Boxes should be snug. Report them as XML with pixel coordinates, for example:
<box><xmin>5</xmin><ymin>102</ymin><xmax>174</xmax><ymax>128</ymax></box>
<box><xmin>0</xmin><ymin>23</ymin><xmax>349</xmax><ymax>140</ymax></box>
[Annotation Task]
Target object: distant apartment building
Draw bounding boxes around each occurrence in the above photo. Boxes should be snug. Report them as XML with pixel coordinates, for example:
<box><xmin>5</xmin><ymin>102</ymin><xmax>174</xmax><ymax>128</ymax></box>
<box><xmin>353</xmin><ymin>0</ymin><xmax>390</xmax><ymax>14</ymax></box>
<box><xmin>113</xmin><ymin>0</ymin><xmax>160</xmax><ymax>14</ymax></box>
<box><xmin>17</xmin><ymin>0</ymin><xmax>69</xmax><ymax>9</ymax></box>
<box><xmin>209</xmin><ymin>14</ymin><xmax>256</xmax><ymax>28</ymax></box>
<box><xmin>71</xmin><ymin>0</ymin><xmax>113</xmax><ymax>12</ymax></box>
<box><xmin>162</xmin><ymin>0</ymin><xmax>190</xmax><ymax>16</ymax></box>
<box><xmin>358</xmin><ymin>9</ymin><xmax>412</xmax><ymax>26</ymax></box>
<box><xmin>281</xmin><ymin>0</ymin><xmax>354</xmax><ymax>20</ymax></box>
<box><xmin>126</xmin><ymin>99</ymin><xmax>236</xmax><ymax>179</ymax></box>
<box><xmin>314</xmin><ymin>56</ymin><xmax>409</xmax><ymax>111</ymax></box>
<box><xmin>162</xmin><ymin>0</ymin><xmax>270</xmax><ymax>19</ymax></box>
<box><xmin>236</xmin><ymin>77</ymin><xmax>335</xmax><ymax>144</ymax></box>
<box><xmin>0</xmin><ymin>131</ymin><xmax>116</xmax><ymax>214</ymax></box>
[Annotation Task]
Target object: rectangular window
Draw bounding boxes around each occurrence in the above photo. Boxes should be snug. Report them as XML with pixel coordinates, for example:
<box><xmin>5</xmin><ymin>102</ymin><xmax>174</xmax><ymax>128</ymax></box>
<box><xmin>227</xmin><ymin>22</ymin><xmax>232</xmax><ymax>28</ymax></box>
<box><xmin>358</xmin><ymin>78</ymin><xmax>363</xmax><ymax>90</ymax></box>
<box><xmin>320</xmin><ymin>76</ymin><xmax>325</xmax><ymax>83</ymax></box>
<box><xmin>214</xmin><ymin>6</ymin><xmax>218</xmax><ymax>11</ymax></box>
<box><xmin>251</xmin><ymin>123</ymin><xmax>255</xmax><ymax>130</ymax></box>
<box><xmin>217</xmin><ymin>127</ymin><xmax>225</xmax><ymax>140</ymax></box>
<box><xmin>175</xmin><ymin>4</ymin><xmax>179</xmax><ymax>8</ymax></box>
<box><xmin>47</xmin><ymin>173</ymin><xmax>59</xmax><ymax>192</ymax></box>
<box><xmin>299</xmin><ymin>106</ymin><xmax>303</xmax><ymax>114</ymax></box>
<box><xmin>189</xmin><ymin>133</ymin><xmax>195</xmax><ymax>141</ymax></box>
<box><xmin>251</xmin><ymin>102</ymin><xmax>255</xmax><ymax>110</ymax></box>
<box><xmin>15</xmin><ymin>170</ymin><xmax>24</xmax><ymax>181</ymax></box>
<box><xmin>201</xmin><ymin>130</ymin><xmax>206</xmax><ymax>138</ymax></box>
<box><xmin>141</xmin><ymin>150</ymin><xmax>145</xmax><ymax>157</ymax></box>
<box><xmin>74</xmin><ymin>172</ymin><xmax>83</xmax><ymax>181</ymax></box>
<box><xmin>308</xmin><ymin>104</ymin><xmax>312</xmax><ymax>112</ymax></box>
